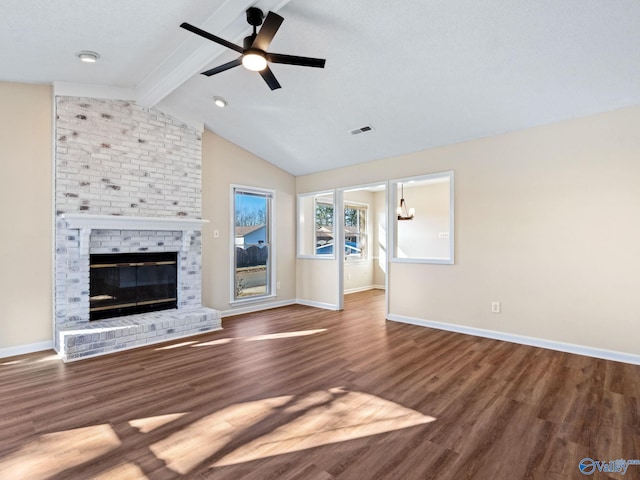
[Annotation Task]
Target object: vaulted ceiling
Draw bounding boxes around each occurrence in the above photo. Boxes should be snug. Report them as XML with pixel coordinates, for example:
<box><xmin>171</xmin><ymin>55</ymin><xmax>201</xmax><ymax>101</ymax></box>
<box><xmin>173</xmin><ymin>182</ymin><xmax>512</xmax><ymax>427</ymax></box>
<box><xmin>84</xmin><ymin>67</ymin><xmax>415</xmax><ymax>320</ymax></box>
<box><xmin>3</xmin><ymin>0</ymin><xmax>640</xmax><ymax>175</ymax></box>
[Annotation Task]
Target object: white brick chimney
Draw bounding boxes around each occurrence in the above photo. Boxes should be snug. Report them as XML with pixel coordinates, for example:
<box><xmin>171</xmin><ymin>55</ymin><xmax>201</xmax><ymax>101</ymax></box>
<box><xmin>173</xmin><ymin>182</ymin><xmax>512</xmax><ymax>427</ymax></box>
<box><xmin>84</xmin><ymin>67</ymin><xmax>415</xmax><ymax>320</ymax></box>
<box><xmin>54</xmin><ymin>97</ymin><xmax>220</xmax><ymax>361</ymax></box>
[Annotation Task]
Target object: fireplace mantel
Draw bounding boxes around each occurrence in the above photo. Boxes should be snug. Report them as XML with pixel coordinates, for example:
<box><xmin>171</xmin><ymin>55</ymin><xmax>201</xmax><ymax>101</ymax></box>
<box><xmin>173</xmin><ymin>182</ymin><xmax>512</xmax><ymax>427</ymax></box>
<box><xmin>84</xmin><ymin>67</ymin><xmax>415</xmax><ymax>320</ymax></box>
<box><xmin>61</xmin><ymin>213</ymin><xmax>209</xmax><ymax>254</ymax></box>
<box><xmin>62</xmin><ymin>213</ymin><xmax>208</xmax><ymax>231</ymax></box>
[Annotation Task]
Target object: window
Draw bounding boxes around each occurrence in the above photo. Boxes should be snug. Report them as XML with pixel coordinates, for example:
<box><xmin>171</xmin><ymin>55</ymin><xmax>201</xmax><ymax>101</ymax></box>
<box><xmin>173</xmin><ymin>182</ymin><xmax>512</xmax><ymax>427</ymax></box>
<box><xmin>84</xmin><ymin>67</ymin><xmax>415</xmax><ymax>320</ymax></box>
<box><xmin>296</xmin><ymin>192</ymin><xmax>368</xmax><ymax>260</ymax></box>
<box><xmin>232</xmin><ymin>186</ymin><xmax>274</xmax><ymax>301</ymax></box>
<box><xmin>297</xmin><ymin>191</ymin><xmax>335</xmax><ymax>258</ymax></box>
<box><xmin>315</xmin><ymin>197</ymin><xmax>334</xmax><ymax>255</ymax></box>
<box><xmin>344</xmin><ymin>203</ymin><xmax>367</xmax><ymax>261</ymax></box>
<box><xmin>392</xmin><ymin>171</ymin><xmax>454</xmax><ymax>264</ymax></box>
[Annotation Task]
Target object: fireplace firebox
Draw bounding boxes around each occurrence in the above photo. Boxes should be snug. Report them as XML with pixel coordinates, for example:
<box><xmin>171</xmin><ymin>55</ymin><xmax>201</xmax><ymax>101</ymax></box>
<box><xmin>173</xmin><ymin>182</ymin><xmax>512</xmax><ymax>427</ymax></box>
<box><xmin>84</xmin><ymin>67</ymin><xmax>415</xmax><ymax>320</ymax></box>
<box><xmin>89</xmin><ymin>252</ymin><xmax>178</xmax><ymax>320</ymax></box>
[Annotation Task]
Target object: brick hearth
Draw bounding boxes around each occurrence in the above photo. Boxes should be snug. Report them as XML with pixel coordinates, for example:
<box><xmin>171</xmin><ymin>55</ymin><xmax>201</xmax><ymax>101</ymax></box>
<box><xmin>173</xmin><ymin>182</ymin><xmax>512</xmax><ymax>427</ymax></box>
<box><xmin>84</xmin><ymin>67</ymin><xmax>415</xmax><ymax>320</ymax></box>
<box><xmin>57</xmin><ymin>308</ymin><xmax>219</xmax><ymax>362</ymax></box>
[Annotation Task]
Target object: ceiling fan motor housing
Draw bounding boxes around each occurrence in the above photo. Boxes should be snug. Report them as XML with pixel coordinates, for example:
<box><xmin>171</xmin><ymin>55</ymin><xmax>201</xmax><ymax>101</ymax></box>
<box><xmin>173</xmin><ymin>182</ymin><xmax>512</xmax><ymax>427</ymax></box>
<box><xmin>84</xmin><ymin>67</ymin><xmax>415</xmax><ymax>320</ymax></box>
<box><xmin>246</xmin><ymin>7</ymin><xmax>264</xmax><ymax>27</ymax></box>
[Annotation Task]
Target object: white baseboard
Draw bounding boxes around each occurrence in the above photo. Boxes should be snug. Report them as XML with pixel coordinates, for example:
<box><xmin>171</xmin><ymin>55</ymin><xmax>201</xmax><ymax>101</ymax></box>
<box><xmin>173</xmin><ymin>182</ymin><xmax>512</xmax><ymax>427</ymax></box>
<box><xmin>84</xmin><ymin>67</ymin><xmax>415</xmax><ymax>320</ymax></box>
<box><xmin>387</xmin><ymin>313</ymin><xmax>640</xmax><ymax>366</ymax></box>
<box><xmin>344</xmin><ymin>285</ymin><xmax>385</xmax><ymax>295</ymax></box>
<box><xmin>296</xmin><ymin>299</ymin><xmax>340</xmax><ymax>311</ymax></box>
<box><xmin>223</xmin><ymin>298</ymin><xmax>340</xmax><ymax>317</ymax></box>
<box><xmin>0</xmin><ymin>341</ymin><xmax>54</xmax><ymax>360</ymax></box>
<box><xmin>222</xmin><ymin>299</ymin><xmax>297</xmax><ymax>318</ymax></box>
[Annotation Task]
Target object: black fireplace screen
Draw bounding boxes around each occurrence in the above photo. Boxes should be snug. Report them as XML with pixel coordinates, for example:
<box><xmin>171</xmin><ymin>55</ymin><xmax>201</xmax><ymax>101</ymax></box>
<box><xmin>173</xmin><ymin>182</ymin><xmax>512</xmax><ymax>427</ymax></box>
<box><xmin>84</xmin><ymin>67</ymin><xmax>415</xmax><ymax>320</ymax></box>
<box><xmin>89</xmin><ymin>252</ymin><xmax>178</xmax><ymax>320</ymax></box>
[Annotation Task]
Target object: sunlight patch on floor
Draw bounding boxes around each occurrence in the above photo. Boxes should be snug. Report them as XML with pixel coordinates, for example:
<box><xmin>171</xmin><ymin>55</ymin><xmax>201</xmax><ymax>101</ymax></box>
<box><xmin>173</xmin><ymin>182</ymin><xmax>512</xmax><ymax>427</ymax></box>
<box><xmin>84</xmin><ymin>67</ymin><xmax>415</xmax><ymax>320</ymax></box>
<box><xmin>37</xmin><ymin>354</ymin><xmax>62</xmax><ymax>362</ymax></box>
<box><xmin>91</xmin><ymin>461</ymin><xmax>147</xmax><ymax>480</ymax></box>
<box><xmin>213</xmin><ymin>387</ymin><xmax>436</xmax><ymax>467</ymax></box>
<box><xmin>241</xmin><ymin>329</ymin><xmax>327</xmax><ymax>342</ymax></box>
<box><xmin>0</xmin><ymin>424</ymin><xmax>121</xmax><ymax>478</ymax></box>
<box><xmin>149</xmin><ymin>395</ymin><xmax>293</xmax><ymax>474</ymax></box>
<box><xmin>129</xmin><ymin>412</ymin><xmax>189</xmax><ymax>433</ymax></box>
<box><xmin>190</xmin><ymin>329</ymin><xmax>327</xmax><ymax>348</ymax></box>
<box><xmin>1</xmin><ymin>354</ymin><xmax>59</xmax><ymax>366</ymax></box>
<box><xmin>1</xmin><ymin>359</ymin><xmax>25</xmax><ymax>366</ymax></box>
<box><xmin>192</xmin><ymin>338</ymin><xmax>233</xmax><ymax>347</ymax></box>
<box><xmin>155</xmin><ymin>341</ymin><xmax>199</xmax><ymax>350</ymax></box>
<box><xmin>149</xmin><ymin>387</ymin><xmax>436</xmax><ymax>474</ymax></box>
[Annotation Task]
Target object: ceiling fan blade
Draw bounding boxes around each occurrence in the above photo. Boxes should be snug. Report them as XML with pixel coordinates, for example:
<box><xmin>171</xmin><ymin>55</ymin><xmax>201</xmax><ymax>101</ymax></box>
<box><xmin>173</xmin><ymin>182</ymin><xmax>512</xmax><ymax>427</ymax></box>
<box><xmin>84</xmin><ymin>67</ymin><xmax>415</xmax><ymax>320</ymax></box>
<box><xmin>259</xmin><ymin>66</ymin><xmax>282</xmax><ymax>90</ymax></box>
<box><xmin>267</xmin><ymin>53</ymin><xmax>326</xmax><ymax>68</ymax></box>
<box><xmin>252</xmin><ymin>11</ymin><xmax>284</xmax><ymax>51</ymax></box>
<box><xmin>180</xmin><ymin>22</ymin><xmax>243</xmax><ymax>54</ymax></box>
<box><xmin>201</xmin><ymin>58</ymin><xmax>243</xmax><ymax>76</ymax></box>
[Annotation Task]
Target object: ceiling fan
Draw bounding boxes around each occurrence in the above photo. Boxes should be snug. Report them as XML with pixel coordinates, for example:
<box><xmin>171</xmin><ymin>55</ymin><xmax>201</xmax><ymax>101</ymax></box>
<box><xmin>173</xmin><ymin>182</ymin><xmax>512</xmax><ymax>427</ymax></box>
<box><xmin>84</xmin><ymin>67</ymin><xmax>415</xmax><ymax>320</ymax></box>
<box><xmin>180</xmin><ymin>7</ymin><xmax>326</xmax><ymax>90</ymax></box>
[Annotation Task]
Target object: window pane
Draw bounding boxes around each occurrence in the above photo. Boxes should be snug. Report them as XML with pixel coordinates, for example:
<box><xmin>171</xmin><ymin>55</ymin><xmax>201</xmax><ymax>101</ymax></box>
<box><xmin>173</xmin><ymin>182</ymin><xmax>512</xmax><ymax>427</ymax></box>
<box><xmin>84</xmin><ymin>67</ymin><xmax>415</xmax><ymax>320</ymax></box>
<box><xmin>315</xmin><ymin>200</ymin><xmax>334</xmax><ymax>255</ymax></box>
<box><xmin>234</xmin><ymin>189</ymin><xmax>271</xmax><ymax>300</ymax></box>
<box><xmin>235</xmin><ymin>244</ymin><xmax>269</xmax><ymax>298</ymax></box>
<box><xmin>345</xmin><ymin>204</ymin><xmax>367</xmax><ymax>260</ymax></box>
<box><xmin>297</xmin><ymin>192</ymin><xmax>335</xmax><ymax>257</ymax></box>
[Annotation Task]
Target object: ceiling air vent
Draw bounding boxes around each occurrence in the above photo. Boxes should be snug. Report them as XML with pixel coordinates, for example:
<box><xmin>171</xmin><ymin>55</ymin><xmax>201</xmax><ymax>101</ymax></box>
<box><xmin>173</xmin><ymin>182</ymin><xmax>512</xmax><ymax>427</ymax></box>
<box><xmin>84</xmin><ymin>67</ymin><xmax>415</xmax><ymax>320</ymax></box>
<box><xmin>349</xmin><ymin>124</ymin><xmax>374</xmax><ymax>136</ymax></box>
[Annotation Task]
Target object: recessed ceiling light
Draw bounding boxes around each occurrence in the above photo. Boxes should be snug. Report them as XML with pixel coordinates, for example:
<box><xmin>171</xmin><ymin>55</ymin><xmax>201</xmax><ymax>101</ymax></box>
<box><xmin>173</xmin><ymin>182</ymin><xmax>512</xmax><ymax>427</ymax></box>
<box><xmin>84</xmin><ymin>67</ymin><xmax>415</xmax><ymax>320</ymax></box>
<box><xmin>213</xmin><ymin>96</ymin><xmax>227</xmax><ymax>108</ymax></box>
<box><xmin>77</xmin><ymin>51</ymin><xmax>100</xmax><ymax>63</ymax></box>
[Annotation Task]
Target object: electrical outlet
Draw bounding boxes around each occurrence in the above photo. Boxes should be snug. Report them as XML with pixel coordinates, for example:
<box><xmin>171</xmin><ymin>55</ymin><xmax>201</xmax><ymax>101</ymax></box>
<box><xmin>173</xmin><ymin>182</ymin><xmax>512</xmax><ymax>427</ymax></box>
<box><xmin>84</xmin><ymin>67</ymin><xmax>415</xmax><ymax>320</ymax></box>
<box><xmin>276</xmin><ymin>281</ymin><xmax>281</xmax><ymax>290</ymax></box>
<box><xmin>213</xmin><ymin>229</ymin><xmax>220</xmax><ymax>238</ymax></box>
<box><xmin>491</xmin><ymin>301</ymin><xmax>501</xmax><ymax>313</ymax></box>
<box><xmin>347</xmin><ymin>273</ymin><xmax>351</xmax><ymax>280</ymax></box>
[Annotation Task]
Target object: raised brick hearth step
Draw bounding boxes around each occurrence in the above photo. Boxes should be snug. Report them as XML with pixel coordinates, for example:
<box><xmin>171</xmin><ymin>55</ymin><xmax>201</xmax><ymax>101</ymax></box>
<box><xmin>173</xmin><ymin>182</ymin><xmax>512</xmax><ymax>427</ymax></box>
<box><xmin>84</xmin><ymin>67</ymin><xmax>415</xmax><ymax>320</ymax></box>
<box><xmin>57</xmin><ymin>307</ymin><xmax>221</xmax><ymax>362</ymax></box>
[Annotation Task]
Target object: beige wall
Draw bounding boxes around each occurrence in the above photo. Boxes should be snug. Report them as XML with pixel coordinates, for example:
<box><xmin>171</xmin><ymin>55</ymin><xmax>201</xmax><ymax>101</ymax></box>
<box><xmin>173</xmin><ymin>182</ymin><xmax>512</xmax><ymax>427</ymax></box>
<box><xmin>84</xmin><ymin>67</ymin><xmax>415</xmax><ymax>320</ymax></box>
<box><xmin>296</xmin><ymin>258</ymin><xmax>339</xmax><ymax>307</ymax></box>
<box><xmin>298</xmin><ymin>106</ymin><xmax>640</xmax><ymax>356</ymax></box>
<box><xmin>0</xmin><ymin>82</ymin><xmax>53</xmax><ymax>351</ymax></box>
<box><xmin>201</xmin><ymin>130</ymin><xmax>297</xmax><ymax>312</ymax></box>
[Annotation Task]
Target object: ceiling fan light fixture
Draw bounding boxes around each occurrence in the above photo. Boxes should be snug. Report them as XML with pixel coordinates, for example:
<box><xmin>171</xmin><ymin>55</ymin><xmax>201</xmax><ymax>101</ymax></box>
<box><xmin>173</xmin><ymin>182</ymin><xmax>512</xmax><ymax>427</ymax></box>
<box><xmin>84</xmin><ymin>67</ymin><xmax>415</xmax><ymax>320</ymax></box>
<box><xmin>242</xmin><ymin>50</ymin><xmax>267</xmax><ymax>71</ymax></box>
<box><xmin>77</xmin><ymin>51</ymin><xmax>100</xmax><ymax>63</ymax></box>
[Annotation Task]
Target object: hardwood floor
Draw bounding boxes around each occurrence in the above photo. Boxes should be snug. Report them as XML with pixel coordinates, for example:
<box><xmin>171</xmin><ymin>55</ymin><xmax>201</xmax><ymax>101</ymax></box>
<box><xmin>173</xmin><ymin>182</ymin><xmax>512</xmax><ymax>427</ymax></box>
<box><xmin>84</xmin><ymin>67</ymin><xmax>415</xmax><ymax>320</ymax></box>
<box><xmin>1</xmin><ymin>289</ymin><xmax>639</xmax><ymax>479</ymax></box>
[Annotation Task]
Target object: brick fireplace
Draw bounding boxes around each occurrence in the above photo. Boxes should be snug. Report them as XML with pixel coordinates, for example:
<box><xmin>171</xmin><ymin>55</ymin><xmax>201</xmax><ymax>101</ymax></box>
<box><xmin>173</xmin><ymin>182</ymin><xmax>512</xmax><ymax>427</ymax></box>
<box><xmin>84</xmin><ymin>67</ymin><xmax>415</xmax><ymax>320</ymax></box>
<box><xmin>54</xmin><ymin>96</ymin><xmax>220</xmax><ymax>361</ymax></box>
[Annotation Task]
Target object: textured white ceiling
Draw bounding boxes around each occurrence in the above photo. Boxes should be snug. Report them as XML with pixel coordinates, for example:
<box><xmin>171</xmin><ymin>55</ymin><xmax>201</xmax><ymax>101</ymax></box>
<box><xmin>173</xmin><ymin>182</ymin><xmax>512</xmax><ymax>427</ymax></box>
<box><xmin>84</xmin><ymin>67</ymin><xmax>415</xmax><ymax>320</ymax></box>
<box><xmin>1</xmin><ymin>0</ymin><xmax>224</xmax><ymax>86</ymax></box>
<box><xmin>2</xmin><ymin>0</ymin><xmax>640</xmax><ymax>175</ymax></box>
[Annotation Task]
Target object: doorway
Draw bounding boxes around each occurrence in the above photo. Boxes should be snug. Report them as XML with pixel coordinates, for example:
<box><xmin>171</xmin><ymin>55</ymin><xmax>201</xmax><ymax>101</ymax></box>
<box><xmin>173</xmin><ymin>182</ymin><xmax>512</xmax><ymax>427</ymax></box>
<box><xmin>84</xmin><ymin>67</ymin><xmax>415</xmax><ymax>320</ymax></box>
<box><xmin>338</xmin><ymin>183</ymin><xmax>388</xmax><ymax>313</ymax></box>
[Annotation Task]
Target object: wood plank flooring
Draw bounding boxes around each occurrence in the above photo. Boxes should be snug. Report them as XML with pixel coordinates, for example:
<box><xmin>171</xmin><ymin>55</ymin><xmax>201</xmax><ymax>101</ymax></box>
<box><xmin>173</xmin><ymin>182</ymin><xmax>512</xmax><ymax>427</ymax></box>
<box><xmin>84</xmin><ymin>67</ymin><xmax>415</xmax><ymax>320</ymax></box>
<box><xmin>1</xmin><ymin>290</ymin><xmax>639</xmax><ymax>479</ymax></box>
